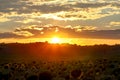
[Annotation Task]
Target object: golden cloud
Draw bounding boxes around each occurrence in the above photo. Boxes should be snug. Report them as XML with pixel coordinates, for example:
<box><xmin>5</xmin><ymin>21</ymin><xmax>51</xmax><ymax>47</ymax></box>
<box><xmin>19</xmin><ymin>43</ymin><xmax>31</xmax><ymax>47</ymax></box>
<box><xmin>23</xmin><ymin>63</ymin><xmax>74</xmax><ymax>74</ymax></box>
<box><xmin>110</xmin><ymin>22</ymin><xmax>120</xmax><ymax>26</ymax></box>
<box><xmin>13</xmin><ymin>31</ymin><xmax>34</xmax><ymax>37</ymax></box>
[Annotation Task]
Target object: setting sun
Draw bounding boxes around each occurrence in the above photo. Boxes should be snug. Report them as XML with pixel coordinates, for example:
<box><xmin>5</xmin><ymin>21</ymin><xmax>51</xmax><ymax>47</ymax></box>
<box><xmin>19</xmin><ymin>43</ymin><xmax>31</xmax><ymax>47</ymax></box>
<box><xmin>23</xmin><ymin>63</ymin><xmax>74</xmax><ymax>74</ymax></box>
<box><xmin>51</xmin><ymin>37</ymin><xmax>60</xmax><ymax>43</ymax></box>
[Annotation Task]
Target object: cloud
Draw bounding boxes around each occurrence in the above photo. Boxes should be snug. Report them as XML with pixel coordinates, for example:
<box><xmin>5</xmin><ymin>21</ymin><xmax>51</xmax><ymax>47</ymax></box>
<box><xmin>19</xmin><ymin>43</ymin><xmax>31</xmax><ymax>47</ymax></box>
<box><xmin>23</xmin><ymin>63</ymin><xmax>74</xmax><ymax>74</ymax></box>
<box><xmin>0</xmin><ymin>0</ymin><xmax>120</xmax><ymax>14</ymax></box>
<box><xmin>110</xmin><ymin>22</ymin><xmax>120</xmax><ymax>26</ymax></box>
<box><xmin>76</xmin><ymin>29</ymin><xmax>120</xmax><ymax>39</ymax></box>
<box><xmin>0</xmin><ymin>0</ymin><xmax>69</xmax><ymax>14</ymax></box>
<box><xmin>0</xmin><ymin>0</ymin><xmax>120</xmax><ymax>23</ymax></box>
<box><xmin>105</xmin><ymin>21</ymin><xmax>120</xmax><ymax>29</ymax></box>
<box><xmin>0</xmin><ymin>30</ymin><xmax>34</xmax><ymax>39</ymax></box>
<box><xmin>0</xmin><ymin>32</ymin><xmax>23</xmax><ymax>38</ymax></box>
<box><xmin>30</xmin><ymin>3</ymin><xmax>120</xmax><ymax>21</ymax></box>
<box><xmin>15</xmin><ymin>26</ymin><xmax>44</xmax><ymax>34</ymax></box>
<box><xmin>13</xmin><ymin>31</ymin><xmax>34</xmax><ymax>37</ymax></box>
<box><xmin>1</xmin><ymin>25</ymin><xmax>120</xmax><ymax>39</ymax></box>
<box><xmin>34</xmin><ymin>13</ymin><xmax>120</xmax><ymax>30</ymax></box>
<box><xmin>14</xmin><ymin>25</ymin><xmax>120</xmax><ymax>39</ymax></box>
<box><xmin>0</xmin><ymin>0</ymin><xmax>120</xmax><ymax>36</ymax></box>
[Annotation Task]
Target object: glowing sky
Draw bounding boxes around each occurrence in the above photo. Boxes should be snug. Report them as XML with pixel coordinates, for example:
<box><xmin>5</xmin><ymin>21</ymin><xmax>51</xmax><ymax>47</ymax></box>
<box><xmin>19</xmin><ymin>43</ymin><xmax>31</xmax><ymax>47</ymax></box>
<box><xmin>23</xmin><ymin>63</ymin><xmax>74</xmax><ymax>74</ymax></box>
<box><xmin>0</xmin><ymin>0</ymin><xmax>120</xmax><ymax>44</ymax></box>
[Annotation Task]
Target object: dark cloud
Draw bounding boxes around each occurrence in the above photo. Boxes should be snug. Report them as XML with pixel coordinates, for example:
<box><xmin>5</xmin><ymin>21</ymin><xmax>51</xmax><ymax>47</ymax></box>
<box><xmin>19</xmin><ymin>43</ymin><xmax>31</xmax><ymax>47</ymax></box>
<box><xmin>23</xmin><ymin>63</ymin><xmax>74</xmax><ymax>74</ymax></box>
<box><xmin>112</xmin><ymin>3</ymin><xmax>120</xmax><ymax>8</ymax></box>
<box><xmin>71</xmin><ymin>2</ymin><xmax>110</xmax><ymax>8</ymax></box>
<box><xmin>76</xmin><ymin>29</ymin><xmax>120</xmax><ymax>39</ymax></box>
<box><xmin>0</xmin><ymin>0</ymin><xmax>120</xmax><ymax>14</ymax></box>
<box><xmin>17</xmin><ymin>26</ymin><xmax>120</xmax><ymax>39</ymax></box>
<box><xmin>0</xmin><ymin>0</ymin><xmax>32</xmax><ymax>14</ymax></box>
<box><xmin>57</xmin><ymin>13</ymin><xmax>87</xmax><ymax>19</ymax></box>
<box><xmin>15</xmin><ymin>27</ymin><xmax>43</xmax><ymax>37</ymax></box>
<box><xmin>1</xmin><ymin>25</ymin><xmax>120</xmax><ymax>39</ymax></box>
<box><xmin>0</xmin><ymin>0</ymin><xmax>70</xmax><ymax>14</ymax></box>
<box><xmin>27</xmin><ymin>4</ymin><xmax>70</xmax><ymax>13</ymax></box>
<box><xmin>24</xmin><ymin>2</ymin><xmax>120</xmax><ymax>14</ymax></box>
<box><xmin>0</xmin><ymin>32</ymin><xmax>23</xmax><ymax>38</ymax></box>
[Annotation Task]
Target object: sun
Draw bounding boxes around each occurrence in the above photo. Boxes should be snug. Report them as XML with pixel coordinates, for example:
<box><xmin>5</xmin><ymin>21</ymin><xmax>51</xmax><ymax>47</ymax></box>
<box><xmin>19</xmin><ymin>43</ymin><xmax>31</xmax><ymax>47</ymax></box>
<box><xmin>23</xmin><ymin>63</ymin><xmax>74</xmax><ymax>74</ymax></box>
<box><xmin>51</xmin><ymin>37</ymin><xmax>60</xmax><ymax>43</ymax></box>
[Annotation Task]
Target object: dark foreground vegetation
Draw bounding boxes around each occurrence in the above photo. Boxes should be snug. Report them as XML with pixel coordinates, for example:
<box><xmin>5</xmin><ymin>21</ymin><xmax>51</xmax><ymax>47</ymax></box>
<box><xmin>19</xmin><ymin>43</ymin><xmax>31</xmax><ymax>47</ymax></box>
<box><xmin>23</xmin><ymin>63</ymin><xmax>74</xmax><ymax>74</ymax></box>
<box><xmin>0</xmin><ymin>42</ymin><xmax>120</xmax><ymax>80</ymax></box>
<box><xmin>0</xmin><ymin>58</ymin><xmax>120</xmax><ymax>80</ymax></box>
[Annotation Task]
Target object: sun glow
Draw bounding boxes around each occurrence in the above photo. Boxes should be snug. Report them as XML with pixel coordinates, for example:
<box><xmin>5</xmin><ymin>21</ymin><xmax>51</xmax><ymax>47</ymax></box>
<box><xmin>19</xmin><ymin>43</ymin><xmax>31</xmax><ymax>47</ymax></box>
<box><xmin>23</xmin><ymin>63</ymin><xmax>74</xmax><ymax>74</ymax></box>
<box><xmin>51</xmin><ymin>37</ymin><xmax>60</xmax><ymax>43</ymax></box>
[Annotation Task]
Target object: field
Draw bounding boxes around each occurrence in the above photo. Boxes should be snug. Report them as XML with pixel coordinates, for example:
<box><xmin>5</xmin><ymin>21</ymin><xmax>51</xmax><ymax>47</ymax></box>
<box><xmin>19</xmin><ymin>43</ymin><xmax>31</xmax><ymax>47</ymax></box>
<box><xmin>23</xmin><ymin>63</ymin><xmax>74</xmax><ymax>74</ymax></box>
<box><xmin>0</xmin><ymin>43</ymin><xmax>120</xmax><ymax>80</ymax></box>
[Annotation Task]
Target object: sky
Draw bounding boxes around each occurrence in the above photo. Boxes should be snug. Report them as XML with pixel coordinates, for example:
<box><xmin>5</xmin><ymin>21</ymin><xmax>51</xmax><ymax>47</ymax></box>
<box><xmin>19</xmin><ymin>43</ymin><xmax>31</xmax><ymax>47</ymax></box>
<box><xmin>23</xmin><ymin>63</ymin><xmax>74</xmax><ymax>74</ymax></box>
<box><xmin>0</xmin><ymin>0</ymin><xmax>120</xmax><ymax>45</ymax></box>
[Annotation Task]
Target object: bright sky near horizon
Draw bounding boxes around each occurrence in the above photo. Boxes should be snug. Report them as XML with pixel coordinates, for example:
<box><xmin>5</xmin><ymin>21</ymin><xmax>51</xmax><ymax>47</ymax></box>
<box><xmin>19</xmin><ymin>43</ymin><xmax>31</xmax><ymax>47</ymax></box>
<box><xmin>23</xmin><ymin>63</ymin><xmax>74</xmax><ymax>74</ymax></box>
<box><xmin>0</xmin><ymin>0</ymin><xmax>120</xmax><ymax>45</ymax></box>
